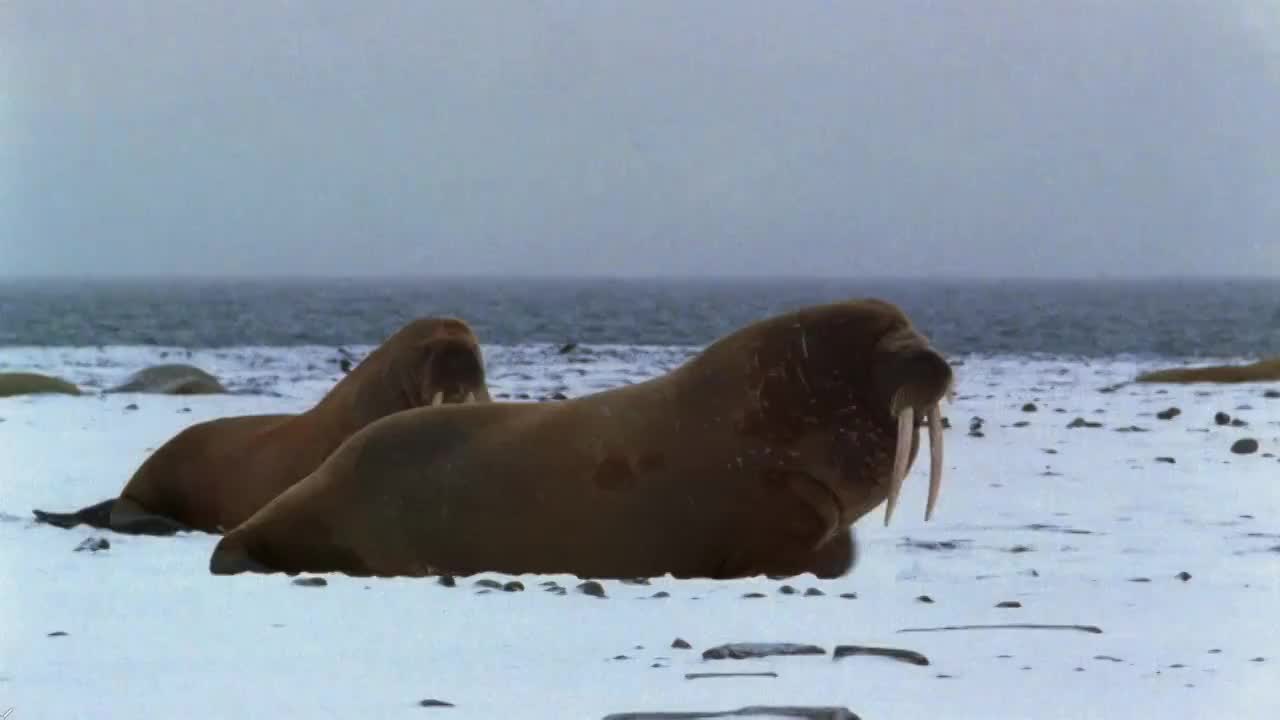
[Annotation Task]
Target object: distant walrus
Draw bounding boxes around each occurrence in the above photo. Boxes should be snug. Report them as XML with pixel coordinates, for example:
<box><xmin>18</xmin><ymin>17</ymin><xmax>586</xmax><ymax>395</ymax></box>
<box><xmin>1135</xmin><ymin>357</ymin><xmax>1280</xmax><ymax>384</ymax></box>
<box><xmin>106</xmin><ymin>364</ymin><xmax>227</xmax><ymax>395</ymax></box>
<box><xmin>0</xmin><ymin>372</ymin><xmax>82</xmax><ymax>397</ymax></box>
<box><xmin>210</xmin><ymin>299</ymin><xmax>952</xmax><ymax>580</ymax></box>
<box><xmin>32</xmin><ymin>317</ymin><xmax>491</xmax><ymax>536</ymax></box>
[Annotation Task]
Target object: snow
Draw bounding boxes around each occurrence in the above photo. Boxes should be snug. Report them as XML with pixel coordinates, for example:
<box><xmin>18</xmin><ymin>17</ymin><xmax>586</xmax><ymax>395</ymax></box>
<box><xmin>2</xmin><ymin>347</ymin><xmax>1279</xmax><ymax>719</ymax></box>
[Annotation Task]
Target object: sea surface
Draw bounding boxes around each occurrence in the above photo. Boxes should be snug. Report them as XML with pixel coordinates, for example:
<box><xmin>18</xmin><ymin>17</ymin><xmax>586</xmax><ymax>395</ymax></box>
<box><xmin>1</xmin><ymin>276</ymin><xmax>1276</xmax><ymax>359</ymax></box>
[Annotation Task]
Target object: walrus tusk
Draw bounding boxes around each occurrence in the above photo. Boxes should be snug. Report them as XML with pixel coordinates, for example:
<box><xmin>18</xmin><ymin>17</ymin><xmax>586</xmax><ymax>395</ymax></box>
<box><xmin>431</xmin><ymin>391</ymin><xmax>444</xmax><ymax>406</ymax></box>
<box><xmin>883</xmin><ymin>406</ymin><xmax>914</xmax><ymax>526</ymax></box>
<box><xmin>925</xmin><ymin>403</ymin><xmax>943</xmax><ymax>521</ymax></box>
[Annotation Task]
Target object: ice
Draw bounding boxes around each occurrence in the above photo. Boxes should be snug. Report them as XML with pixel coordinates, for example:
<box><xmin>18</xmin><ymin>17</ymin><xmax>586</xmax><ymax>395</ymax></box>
<box><xmin>2</xmin><ymin>347</ymin><xmax>1278</xmax><ymax>719</ymax></box>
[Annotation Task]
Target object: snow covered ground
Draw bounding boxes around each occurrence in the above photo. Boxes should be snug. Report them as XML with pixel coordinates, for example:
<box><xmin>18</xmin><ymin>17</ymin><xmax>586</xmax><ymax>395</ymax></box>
<box><xmin>2</xmin><ymin>346</ymin><xmax>1279</xmax><ymax>719</ymax></box>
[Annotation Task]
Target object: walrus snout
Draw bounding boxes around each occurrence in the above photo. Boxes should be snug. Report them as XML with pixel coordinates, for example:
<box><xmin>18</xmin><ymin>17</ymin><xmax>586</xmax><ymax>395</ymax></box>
<box><xmin>871</xmin><ymin>337</ymin><xmax>954</xmax><ymax>528</ymax></box>
<box><xmin>420</xmin><ymin>339</ymin><xmax>490</xmax><ymax>406</ymax></box>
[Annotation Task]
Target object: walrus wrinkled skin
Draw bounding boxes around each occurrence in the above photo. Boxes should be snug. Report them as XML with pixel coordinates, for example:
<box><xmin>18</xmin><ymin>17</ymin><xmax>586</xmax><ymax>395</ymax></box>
<box><xmin>1135</xmin><ymin>357</ymin><xmax>1280</xmax><ymax>384</ymax></box>
<box><xmin>210</xmin><ymin>298</ymin><xmax>953</xmax><ymax>580</ymax></box>
<box><xmin>0</xmin><ymin>372</ymin><xmax>82</xmax><ymax>397</ymax></box>
<box><xmin>32</xmin><ymin>317</ymin><xmax>491</xmax><ymax>536</ymax></box>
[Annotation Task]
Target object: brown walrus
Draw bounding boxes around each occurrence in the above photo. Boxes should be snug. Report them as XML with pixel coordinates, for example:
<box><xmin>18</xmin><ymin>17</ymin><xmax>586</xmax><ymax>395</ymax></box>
<box><xmin>32</xmin><ymin>316</ymin><xmax>491</xmax><ymax>536</ymax></box>
<box><xmin>1135</xmin><ymin>357</ymin><xmax>1280</xmax><ymax>384</ymax></box>
<box><xmin>210</xmin><ymin>298</ymin><xmax>953</xmax><ymax>580</ymax></box>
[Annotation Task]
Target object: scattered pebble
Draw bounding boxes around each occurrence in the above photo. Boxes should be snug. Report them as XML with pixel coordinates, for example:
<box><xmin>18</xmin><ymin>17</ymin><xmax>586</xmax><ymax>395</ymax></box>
<box><xmin>47</xmin><ymin>631</ymin><xmax>68</xmax><ymax>638</ymax></box>
<box><xmin>650</xmin><ymin>591</ymin><xmax>670</xmax><ymax>599</ymax></box>
<box><xmin>417</xmin><ymin>698</ymin><xmax>454</xmax><ymax>708</ymax></box>
<box><xmin>577</xmin><ymin>580</ymin><xmax>607</xmax><ymax>598</ymax></box>
<box><xmin>995</xmin><ymin>601</ymin><xmax>1022</xmax><ymax>609</ymax></box>
<box><xmin>839</xmin><ymin>592</ymin><xmax>858</xmax><ymax>600</ymax></box>
<box><xmin>1156</xmin><ymin>407</ymin><xmax>1181</xmax><ymax>420</ymax></box>
<box><xmin>291</xmin><ymin>577</ymin><xmax>327</xmax><ymax>588</ymax></box>
<box><xmin>1215</xmin><ymin>411</ymin><xmax>1232</xmax><ymax>426</ymax></box>
<box><xmin>778</xmin><ymin>585</ymin><xmax>797</xmax><ymax>595</ymax></box>
<box><xmin>671</xmin><ymin>638</ymin><xmax>692</xmax><ymax>650</ymax></box>
<box><xmin>742</xmin><ymin>592</ymin><xmax>767</xmax><ymax>599</ymax></box>
<box><xmin>502</xmin><ymin>581</ymin><xmax>524</xmax><ymax>592</ymax></box>
<box><xmin>1176</xmin><ymin>571</ymin><xmax>1192</xmax><ymax>582</ymax></box>
<box><xmin>833</xmin><ymin>645</ymin><xmax>929</xmax><ymax>666</ymax></box>
<box><xmin>1231</xmin><ymin>438</ymin><xmax>1259</xmax><ymax>455</ymax></box>
<box><xmin>1021</xmin><ymin>403</ymin><xmax>1038</xmax><ymax>412</ymax></box>
<box><xmin>74</xmin><ymin>537</ymin><xmax>110</xmax><ymax>553</ymax></box>
<box><xmin>804</xmin><ymin>588</ymin><xmax>824</xmax><ymax>597</ymax></box>
<box><xmin>473</xmin><ymin>579</ymin><xmax>502</xmax><ymax>590</ymax></box>
<box><xmin>916</xmin><ymin>595</ymin><xmax>935</xmax><ymax>604</ymax></box>
<box><xmin>1067</xmin><ymin>417</ymin><xmax>1103</xmax><ymax>429</ymax></box>
<box><xmin>1128</xmin><ymin>577</ymin><xmax>1152</xmax><ymax>583</ymax></box>
<box><xmin>124</xmin><ymin>403</ymin><xmax>139</xmax><ymax>411</ymax></box>
<box><xmin>1155</xmin><ymin>456</ymin><xmax>1176</xmax><ymax>464</ymax></box>
<box><xmin>437</xmin><ymin>575</ymin><xmax>456</xmax><ymax>588</ymax></box>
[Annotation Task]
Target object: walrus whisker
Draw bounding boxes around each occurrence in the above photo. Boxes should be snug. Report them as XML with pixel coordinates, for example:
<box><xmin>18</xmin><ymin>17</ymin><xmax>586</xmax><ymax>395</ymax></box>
<box><xmin>884</xmin><ymin>406</ymin><xmax>913</xmax><ymax>526</ymax></box>
<box><xmin>925</xmin><ymin>402</ymin><xmax>943</xmax><ymax>521</ymax></box>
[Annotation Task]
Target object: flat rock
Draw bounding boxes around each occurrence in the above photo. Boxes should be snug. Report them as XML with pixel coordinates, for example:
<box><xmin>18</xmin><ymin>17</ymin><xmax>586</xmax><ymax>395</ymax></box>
<box><xmin>603</xmin><ymin>706</ymin><xmax>858</xmax><ymax>719</ymax></box>
<box><xmin>832</xmin><ymin>645</ymin><xmax>929</xmax><ymax>666</ymax></box>
<box><xmin>701</xmin><ymin>643</ymin><xmax>826</xmax><ymax>660</ymax></box>
<box><xmin>1231</xmin><ymin>438</ymin><xmax>1260</xmax><ymax>455</ymax></box>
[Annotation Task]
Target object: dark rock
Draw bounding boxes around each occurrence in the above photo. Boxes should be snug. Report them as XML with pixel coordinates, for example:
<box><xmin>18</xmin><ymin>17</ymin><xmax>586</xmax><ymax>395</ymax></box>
<box><xmin>1155</xmin><ymin>457</ymin><xmax>1176</xmax><ymax>464</ymax></box>
<box><xmin>1156</xmin><ymin>407</ymin><xmax>1181</xmax><ymax>420</ymax></box>
<box><xmin>502</xmin><ymin>581</ymin><xmax>524</xmax><ymax>592</ymax></box>
<box><xmin>672</xmin><ymin>638</ymin><xmax>692</xmax><ymax>649</ymax></box>
<box><xmin>577</xmin><ymin>580</ymin><xmax>607</xmax><ymax>598</ymax></box>
<box><xmin>1251</xmin><ymin>657</ymin><xmax>1266</xmax><ymax>662</ymax></box>
<box><xmin>702</xmin><ymin>643</ymin><xmax>826</xmax><ymax>660</ymax></box>
<box><xmin>968</xmin><ymin>430</ymin><xmax>985</xmax><ymax>438</ymax></box>
<box><xmin>550</xmin><ymin>392</ymin><xmax>569</xmax><ymax>400</ymax></box>
<box><xmin>74</xmin><ymin>537</ymin><xmax>110</xmax><ymax>553</ymax></box>
<box><xmin>1215</xmin><ymin>412</ymin><xmax>1232</xmax><ymax>426</ymax></box>
<box><xmin>1231</xmin><ymin>418</ymin><xmax>1248</xmax><ymax>427</ymax></box>
<box><xmin>1231</xmin><ymin>438</ymin><xmax>1260</xmax><ymax>455</ymax></box>
<box><xmin>558</xmin><ymin>342</ymin><xmax>578</xmax><ymax>354</ymax></box>
<box><xmin>1176</xmin><ymin>571</ymin><xmax>1192</xmax><ymax>582</ymax></box>
<box><xmin>742</xmin><ymin>592</ymin><xmax>767</xmax><ymax>599</ymax></box>
<box><xmin>1094</xmin><ymin>655</ymin><xmax>1123</xmax><ymax>663</ymax></box>
<box><xmin>1007</xmin><ymin>545</ymin><xmax>1034</xmax><ymax>554</ymax></box>
<box><xmin>620</xmin><ymin>577</ymin><xmax>651</xmax><ymax>586</ymax></box>
<box><xmin>680</xmin><ymin>673</ymin><xmax>782</xmax><ymax>682</ymax></box>
<box><xmin>604</xmin><ymin>705</ymin><xmax>858</xmax><ymax>719</ymax></box>
<box><xmin>418</xmin><ymin>698</ymin><xmax>454</xmax><ymax>708</ymax></box>
<box><xmin>339</xmin><ymin>359</ymin><xmax>352</xmax><ymax>373</ymax></box>
<box><xmin>839</xmin><ymin>592</ymin><xmax>858</xmax><ymax>599</ymax></box>
<box><xmin>1021</xmin><ymin>403</ymin><xmax>1038</xmax><ymax>412</ymax></box>
<box><xmin>47</xmin><ymin>631</ymin><xmax>68</xmax><ymax>637</ymax></box>
<box><xmin>1012</xmin><ymin>421</ymin><xmax>1030</xmax><ymax>428</ymax></box>
<box><xmin>916</xmin><ymin>595</ymin><xmax>935</xmax><ymax>604</ymax></box>
<box><xmin>651</xmin><ymin>591</ymin><xmax>671</xmax><ymax>599</ymax></box>
<box><xmin>1114</xmin><ymin>425</ymin><xmax>1150</xmax><ymax>433</ymax></box>
<box><xmin>779</xmin><ymin>585</ymin><xmax>797</xmax><ymax>595</ymax></box>
<box><xmin>437</xmin><ymin>575</ymin><xmax>456</xmax><ymax>588</ymax></box>
<box><xmin>1067</xmin><ymin>417</ymin><xmax>1103</xmax><ymax>429</ymax></box>
<box><xmin>1264</xmin><ymin>390</ymin><xmax>1280</xmax><ymax>399</ymax></box>
<box><xmin>473</xmin><ymin>579</ymin><xmax>503</xmax><ymax>590</ymax></box>
<box><xmin>124</xmin><ymin>403</ymin><xmax>139</xmax><ymax>411</ymax></box>
<box><xmin>995</xmin><ymin>601</ymin><xmax>1022</xmax><ymax>608</ymax></box>
<box><xmin>1128</xmin><ymin>577</ymin><xmax>1152</xmax><ymax>583</ymax></box>
<box><xmin>804</xmin><ymin>588</ymin><xmax>825</xmax><ymax>597</ymax></box>
<box><xmin>613</xmin><ymin>655</ymin><xmax>631</xmax><ymax>661</ymax></box>
<box><xmin>292</xmin><ymin>577</ymin><xmax>327</xmax><ymax>587</ymax></box>
<box><xmin>832</xmin><ymin>645</ymin><xmax>929</xmax><ymax>666</ymax></box>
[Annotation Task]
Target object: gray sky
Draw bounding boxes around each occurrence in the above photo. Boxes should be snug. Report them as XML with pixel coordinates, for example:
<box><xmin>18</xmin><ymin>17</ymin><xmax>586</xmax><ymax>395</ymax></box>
<box><xmin>3</xmin><ymin>1</ymin><xmax>1278</xmax><ymax>278</ymax></box>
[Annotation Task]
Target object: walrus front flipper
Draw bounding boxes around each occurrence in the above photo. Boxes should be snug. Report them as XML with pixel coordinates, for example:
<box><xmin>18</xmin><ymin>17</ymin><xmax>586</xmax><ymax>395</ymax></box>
<box><xmin>32</xmin><ymin>499</ymin><xmax>117</xmax><ymax>530</ymax></box>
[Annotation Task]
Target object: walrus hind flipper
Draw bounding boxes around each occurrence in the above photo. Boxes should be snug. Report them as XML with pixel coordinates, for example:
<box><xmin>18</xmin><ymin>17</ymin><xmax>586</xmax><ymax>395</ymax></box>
<box><xmin>32</xmin><ymin>498</ymin><xmax>116</xmax><ymax>530</ymax></box>
<box><xmin>108</xmin><ymin>500</ymin><xmax>194</xmax><ymax>536</ymax></box>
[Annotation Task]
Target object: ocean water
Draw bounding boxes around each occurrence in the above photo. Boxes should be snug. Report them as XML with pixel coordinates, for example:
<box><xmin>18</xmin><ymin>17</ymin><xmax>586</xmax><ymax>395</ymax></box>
<box><xmin>1</xmin><ymin>276</ymin><xmax>1277</xmax><ymax>358</ymax></box>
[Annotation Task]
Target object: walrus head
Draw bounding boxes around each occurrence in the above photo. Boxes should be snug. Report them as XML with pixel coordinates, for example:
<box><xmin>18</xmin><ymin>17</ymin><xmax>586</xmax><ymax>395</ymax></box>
<box><xmin>738</xmin><ymin>298</ymin><xmax>953</xmax><ymax>529</ymax></box>
<box><xmin>401</xmin><ymin>318</ymin><xmax>492</xmax><ymax>407</ymax></box>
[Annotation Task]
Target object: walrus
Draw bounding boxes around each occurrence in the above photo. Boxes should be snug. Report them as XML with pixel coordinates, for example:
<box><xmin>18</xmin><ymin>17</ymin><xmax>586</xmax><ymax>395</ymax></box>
<box><xmin>0</xmin><ymin>372</ymin><xmax>82</xmax><ymax>397</ymax></box>
<box><xmin>1135</xmin><ymin>357</ymin><xmax>1280</xmax><ymax>384</ymax></box>
<box><xmin>106</xmin><ymin>364</ymin><xmax>227</xmax><ymax>395</ymax></box>
<box><xmin>32</xmin><ymin>316</ymin><xmax>491</xmax><ymax>536</ymax></box>
<box><xmin>210</xmin><ymin>298</ymin><xmax>953</xmax><ymax>580</ymax></box>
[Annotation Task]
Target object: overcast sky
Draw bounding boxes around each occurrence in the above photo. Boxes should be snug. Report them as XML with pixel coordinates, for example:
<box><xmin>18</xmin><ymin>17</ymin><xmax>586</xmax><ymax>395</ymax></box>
<box><xmin>2</xmin><ymin>1</ymin><xmax>1278</xmax><ymax>278</ymax></box>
